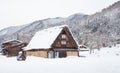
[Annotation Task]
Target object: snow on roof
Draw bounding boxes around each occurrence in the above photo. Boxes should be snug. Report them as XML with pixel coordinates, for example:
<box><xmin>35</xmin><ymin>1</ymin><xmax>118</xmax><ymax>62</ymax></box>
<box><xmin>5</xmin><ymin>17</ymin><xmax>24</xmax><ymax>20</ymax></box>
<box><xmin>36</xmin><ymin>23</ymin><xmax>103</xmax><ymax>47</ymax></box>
<box><xmin>24</xmin><ymin>25</ymin><xmax>68</xmax><ymax>50</ymax></box>
<box><xmin>3</xmin><ymin>39</ymin><xmax>22</xmax><ymax>44</ymax></box>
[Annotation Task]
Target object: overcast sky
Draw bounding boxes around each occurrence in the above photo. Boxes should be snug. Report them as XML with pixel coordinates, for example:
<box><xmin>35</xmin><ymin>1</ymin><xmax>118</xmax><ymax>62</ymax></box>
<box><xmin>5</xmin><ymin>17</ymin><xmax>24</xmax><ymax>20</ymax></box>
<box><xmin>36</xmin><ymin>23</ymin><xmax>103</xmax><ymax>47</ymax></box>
<box><xmin>0</xmin><ymin>0</ymin><xmax>119</xmax><ymax>30</ymax></box>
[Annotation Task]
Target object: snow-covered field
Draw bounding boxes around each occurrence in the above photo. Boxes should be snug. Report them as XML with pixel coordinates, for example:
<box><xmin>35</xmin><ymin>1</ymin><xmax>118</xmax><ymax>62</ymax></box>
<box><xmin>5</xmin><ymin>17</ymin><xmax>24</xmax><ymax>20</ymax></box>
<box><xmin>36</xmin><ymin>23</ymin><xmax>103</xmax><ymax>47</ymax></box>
<box><xmin>0</xmin><ymin>45</ymin><xmax>120</xmax><ymax>73</ymax></box>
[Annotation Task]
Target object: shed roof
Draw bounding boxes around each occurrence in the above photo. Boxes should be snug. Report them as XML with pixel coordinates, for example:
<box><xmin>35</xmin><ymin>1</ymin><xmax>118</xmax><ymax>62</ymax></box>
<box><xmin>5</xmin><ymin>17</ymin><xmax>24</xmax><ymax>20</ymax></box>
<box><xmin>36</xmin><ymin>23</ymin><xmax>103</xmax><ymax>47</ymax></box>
<box><xmin>2</xmin><ymin>40</ymin><xmax>23</xmax><ymax>45</ymax></box>
<box><xmin>24</xmin><ymin>25</ymin><xmax>68</xmax><ymax>50</ymax></box>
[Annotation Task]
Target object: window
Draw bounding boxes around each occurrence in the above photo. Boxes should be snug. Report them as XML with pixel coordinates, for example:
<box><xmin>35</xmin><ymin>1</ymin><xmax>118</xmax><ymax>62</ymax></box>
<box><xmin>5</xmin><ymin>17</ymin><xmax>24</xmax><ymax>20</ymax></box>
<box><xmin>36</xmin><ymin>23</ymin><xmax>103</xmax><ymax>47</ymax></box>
<box><xmin>61</xmin><ymin>34</ymin><xmax>66</xmax><ymax>39</ymax></box>
<box><xmin>61</xmin><ymin>40</ymin><xmax>66</xmax><ymax>45</ymax></box>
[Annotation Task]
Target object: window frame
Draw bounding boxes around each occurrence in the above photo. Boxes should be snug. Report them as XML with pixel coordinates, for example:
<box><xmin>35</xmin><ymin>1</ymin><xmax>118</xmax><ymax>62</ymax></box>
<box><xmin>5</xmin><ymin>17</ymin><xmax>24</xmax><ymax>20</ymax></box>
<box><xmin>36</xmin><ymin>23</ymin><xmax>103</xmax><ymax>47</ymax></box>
<box><xmin>61</xmin><ymin>40</ymin><xmax>67</xmax><ymax>45</ymax></box>
<box><xmin>61</xmin><ymin>34</ymin><xmax>66</xmax><ymax>39</ymax></box>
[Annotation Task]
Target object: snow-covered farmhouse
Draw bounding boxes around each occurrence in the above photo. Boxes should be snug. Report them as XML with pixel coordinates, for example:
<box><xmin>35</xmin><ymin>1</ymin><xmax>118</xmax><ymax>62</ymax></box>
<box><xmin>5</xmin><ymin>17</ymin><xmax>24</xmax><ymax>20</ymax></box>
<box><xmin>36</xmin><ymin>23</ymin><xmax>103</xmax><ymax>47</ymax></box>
<box><xmin>23</xmin><ymin>25</ymin><xmax>79</xmax><ymax>58</ymax></box>
<box><xmin>2</xmin><ymin>40</ymin><xmax>27</xmax><ymax>57</ymax></box>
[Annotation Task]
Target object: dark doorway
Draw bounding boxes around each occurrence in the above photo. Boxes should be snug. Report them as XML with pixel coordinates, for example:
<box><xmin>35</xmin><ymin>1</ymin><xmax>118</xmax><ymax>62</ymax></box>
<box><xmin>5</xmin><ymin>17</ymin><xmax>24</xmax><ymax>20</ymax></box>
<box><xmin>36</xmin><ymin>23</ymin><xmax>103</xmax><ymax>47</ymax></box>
<box><xmin>59</xmin><ymin>51</ymin><xmax>67</xmax><ymax>58</ymax></box>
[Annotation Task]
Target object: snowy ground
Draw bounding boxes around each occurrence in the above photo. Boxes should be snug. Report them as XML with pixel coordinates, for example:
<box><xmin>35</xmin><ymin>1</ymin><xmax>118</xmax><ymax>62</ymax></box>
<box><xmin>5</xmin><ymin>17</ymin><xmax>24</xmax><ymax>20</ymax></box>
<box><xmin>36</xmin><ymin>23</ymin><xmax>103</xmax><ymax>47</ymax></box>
<box><xmin>0</xmin><ymin>45</ymin><xmax>120</xmax><ymax>73</ymax></box>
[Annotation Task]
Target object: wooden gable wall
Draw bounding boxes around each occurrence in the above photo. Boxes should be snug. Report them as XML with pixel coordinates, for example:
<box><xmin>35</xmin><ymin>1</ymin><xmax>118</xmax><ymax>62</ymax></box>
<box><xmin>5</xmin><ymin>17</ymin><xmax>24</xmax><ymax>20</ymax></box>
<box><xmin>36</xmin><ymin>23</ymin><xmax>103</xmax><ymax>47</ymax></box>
<box><xmin>51</xmin><ymin>27</ymin><xmax>78</xmax><ymax>49</ymax></box>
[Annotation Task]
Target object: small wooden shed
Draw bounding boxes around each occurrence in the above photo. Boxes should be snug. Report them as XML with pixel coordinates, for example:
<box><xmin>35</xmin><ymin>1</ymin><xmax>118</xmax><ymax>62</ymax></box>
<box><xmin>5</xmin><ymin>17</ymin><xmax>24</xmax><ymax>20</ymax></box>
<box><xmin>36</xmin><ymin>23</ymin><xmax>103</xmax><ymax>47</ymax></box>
<box><xmin>2</xmin><ymin>40</ymin><xmax>27</xmax><ymax>57</ymax></box>
<box><xmin>24</xmin><ymin>25</ymin><xmax>79</xmax><ymax>58</ymax></box>
<box><xmin>79</xmin><ymin>45</ymin><xmax>89</xmax><ymax>51</ymax></box>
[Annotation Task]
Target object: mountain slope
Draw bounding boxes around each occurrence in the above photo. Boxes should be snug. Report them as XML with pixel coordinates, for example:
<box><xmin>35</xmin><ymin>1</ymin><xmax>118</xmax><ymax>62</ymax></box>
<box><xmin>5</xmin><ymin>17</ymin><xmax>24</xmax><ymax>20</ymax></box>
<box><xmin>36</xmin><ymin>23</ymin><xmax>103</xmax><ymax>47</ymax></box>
<box><xmin>78</xmin><ymin>1</ymin><xmax>120</xmax><ymax>48</ymax></box>
<box><xmin>0</xmin><ymin>1</ymin><xmax>120</xmax><ymax>49</ymax></box>
<box><xmin>0</xmin><ymin>13</ymin><xmax>88</xmax><ymax>48</ymax></box>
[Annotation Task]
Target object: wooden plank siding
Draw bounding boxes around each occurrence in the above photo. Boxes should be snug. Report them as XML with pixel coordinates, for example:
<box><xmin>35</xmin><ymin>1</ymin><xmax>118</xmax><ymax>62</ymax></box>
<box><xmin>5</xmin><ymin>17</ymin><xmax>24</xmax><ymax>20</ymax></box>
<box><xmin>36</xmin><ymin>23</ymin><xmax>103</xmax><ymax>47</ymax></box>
<box><xmin>67</xmin><ymin>51</ymin><xmax>79</xmax><ymax>56</ymax></box>
<box><xmin>25</xmin><ymin>49</ymin><xmax>49</xmax><ymax>58</ymax></box>
<box><xmin>25</xmin><ymin>50</ymin><xmax>79</xmax><ymax>58</ymax></box>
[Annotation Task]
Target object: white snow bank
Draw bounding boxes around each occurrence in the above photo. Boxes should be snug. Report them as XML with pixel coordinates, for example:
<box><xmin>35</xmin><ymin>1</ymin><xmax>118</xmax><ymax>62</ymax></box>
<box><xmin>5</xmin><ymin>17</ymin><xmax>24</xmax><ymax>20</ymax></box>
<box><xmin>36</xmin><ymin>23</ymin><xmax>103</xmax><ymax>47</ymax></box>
<box><xmin>80</xmin><ymin>44</ymin><xmax>120</xmax><ymax>58</ymax></box>
<box><xmin>0</xmin><ymin>55</ymin><xmax>120</xmax><ymax>73</ymax></box>
<box><xmin>0</xmin><ymin>45</ymin><xmax>120</xmax><ymax>73</ymax></box>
